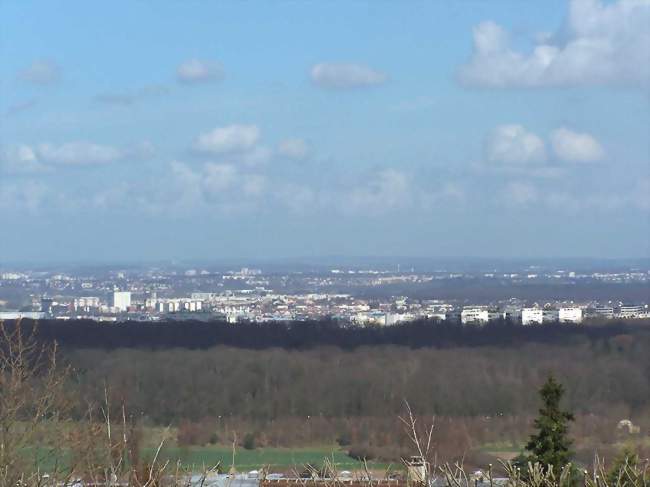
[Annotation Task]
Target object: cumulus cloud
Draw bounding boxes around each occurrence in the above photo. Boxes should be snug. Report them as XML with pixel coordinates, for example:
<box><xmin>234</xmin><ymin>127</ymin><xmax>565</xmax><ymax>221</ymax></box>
<box><xmin>310</xmin><ymin>63</ymin><xmax>387</xmax><ymax>89</ymax></box>
<box><xmin>238</xmin><ymin>146</ymin><xmax>273</xmax><ymax>166</ymax></box>
<box><xmin>550</xmin><ymin>127</ymin><xmax>605</xmax><ymax>162</ymax></box>
<box><xmin>419</xmin><ymin>182</ymin><xmax>467</xmax><ymax>210</ymax></box>
<box><xmin>338</xmin><ymin>169</ymin><xmax>468</xmax><ymax>215</ymax></box>
<box><xmin>458</xmin><ymin>0</ymin><xmax>650</xmax><ymax>88</ymax></box>
<box><xmin>486</xmin><ymin>125</ymin><xmax>547</xmax><ymax>164</ymax></box>
<box><xmin>194</xmin><ymin>124</ymin><xmax>260</xmax><ymax>154</ymax></box>
<box><xmin>344</xmin><ymin>169</ymin><xmax>412</xmax><ymax>214</ymax></box>
<box><xmin>176</xmin><ymin>59</ymin><xmax>224</xmax><ymax>84</ymax></box>
<box><xmin>0</xmin><ymin>145</ymin><xmax>47</xmax><ymax>174</ymax></box>
<box><xmin>203</xmin><ymin>163</ymin><xmax>238</xmax><ymax>192</ymax></box>
<box><xmin>275</xmin><ymin>184</ymin><xmax>317</xmax><ymax>213</ymax></box>
<box><xmin>18</xmin><ymin>59</ymin><xmax>60</xmax><ymax>85</ymax></box>
<box><xmin>277</xmin><ymin>138</ymin><xmax>309</xmax><ymax>160</ymax></box>
<box><xmin>169</xmin><ymin>162</ymin><xmax>204</xmax><ymax>209</ymax></box>
<box><xmin>0</xmin><ymin>180</ymin><xmax>49</xmax><ymax>213</ymax></box>
<box><xmin>504</xmin><ymin>181</ymin><xmax>539</xmax><ymax>206</ymax></box>
<box><xmin>1</xmin><ymin>140</ymin><xmax>152</xmax><ymax>173</ymax></box>
<box><xmin>241</xmin><ymin>174</ymin><xmax>266</xmax><ymax>196</ymax></box>
<box><xmin>499</xmin><ymin>177</ymin><xmax>650</xmax><ymax>213</ymax></box>
<box><xmin>36</xmin><ymin>142</ymin><xmax>123</xmax><ymax>165</ymax></box>
<box><xmin>164</xmin><ymin>161</ymin><xmax>266</xmax><ymax>214</ymax></box>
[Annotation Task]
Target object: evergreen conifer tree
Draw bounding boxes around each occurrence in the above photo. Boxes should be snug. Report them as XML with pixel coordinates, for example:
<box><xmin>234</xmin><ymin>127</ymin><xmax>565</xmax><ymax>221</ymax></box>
<box><xmin>525</xmin><ymin>375</ymin><xmax>575</xmax><ymax>473</ymax></box>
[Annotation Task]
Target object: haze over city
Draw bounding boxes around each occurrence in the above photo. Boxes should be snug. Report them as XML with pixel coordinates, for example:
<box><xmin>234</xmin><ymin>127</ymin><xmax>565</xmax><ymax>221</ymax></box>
<box><xmin>2</xmin><ymin>0</ymin><xmax>649</xmax><ymax>263</ymax></box>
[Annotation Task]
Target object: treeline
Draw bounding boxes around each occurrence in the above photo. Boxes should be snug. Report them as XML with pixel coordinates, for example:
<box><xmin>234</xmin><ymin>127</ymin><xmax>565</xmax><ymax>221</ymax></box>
<box><xmin>8</xmin><ymin>317</ymin><xmax>650</xmax><ymax>350</ymax></box>
<box><xmin>65</xmin><ymin>337</ymin><xmax>650</xmax><ymax>422</ymax></box>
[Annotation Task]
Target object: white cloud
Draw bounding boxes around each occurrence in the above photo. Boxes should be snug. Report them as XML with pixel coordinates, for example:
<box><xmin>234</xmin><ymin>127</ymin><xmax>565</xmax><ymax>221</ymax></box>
<box><xmin>310</xmin><ymin>63</ymin><xmax>387</xmax><ymax>89</ymax></box>
<box><xmin>276</xmin><ymin>184</ymin><xmax>317</xmax><ymax>213</ymax></box>
<box><xmin>500</xmin><ymin>178</ymin><xmax>650</xmax><ymax>213</ymax></box>
<box><xmin>194</xmin><ymin>124</ymin><xmax>260</xmax><ymax>154</ymax></box>
<box><xmin>0</xmin><ymin>180</ymin><xmax>49</xmax><ymax>213</ymax></box>
<box><xmin>277</xmin><ymin>138</ymin><xmax>309</xmax><ymax>160</ymax></box>
<box><xmin>504</xmin><ymin>181</ymin><xmax>539</xmax><ymax>206</ymax></box>
<box><xmin>163</xmin><ymin>161</ymin><xmax>267</xmax><ymax>215</ymax></box>
<box><xmin>19</xmin><ymin>59</ymin><xmax>60</xmax><ymax>85</ymax></box>
<box><xmin>419</xmin><ymin>182</ymin><xmax>467</xmax><ymax>210</ymax></box>
<box><xmin>0</xmin><ymin>145</ymin><xmax>47</xmax><ymax>174</ymax></box>
<box><xmin>92</xmin><ymin>184</ymin><xmax>130</xmax><ymax>210</ymax></box>
<box><xmin>1</xmin><ymin>140</ymin><xmax>152</xmax><ymax>173</ymax></box>
<box><xmin>176</xmin><ymin>59</ymin><xmax>224</xmax><ymax>84</ymax></box>
<box><xmin>169</xmin><ymin>161</ymin><xmax>204</xmax><ymax>210</ymax></box>
<box><xmin>486</xmin><ymin>125</ymin><xmax>547</xmax><ymax>164</ymax></box>
<box><xmin>203</xmin><ymin>163</ymin><xmax>238</xmax><ymax>192</ymax></box>
<box><xmin>36</xmin><ymin>142</ymin><xmax>122</xmax><ymax>165</ymax></box>
<box><xmin>458</xmin><ymin>0</ymin><xmax>650</xmax><ymax>88</ymax></box>
<box><xmin>344</xmin><ymin>169</ymin><xmax>411</xmax><ymax>214</ymax></box>
<box><xmin>242</xmin><ymin>174</ymin><xmax>266</xmax><ymax>196</ymax></box>
<box><xmin>550</xmin><ymin>127</ymin><xmax>605</xmax><ymax>162</ymax></box>
<box><xmin>239</xmin><ymin>146</ymin><xmax>273</xmax><ymax>166</ymax></box>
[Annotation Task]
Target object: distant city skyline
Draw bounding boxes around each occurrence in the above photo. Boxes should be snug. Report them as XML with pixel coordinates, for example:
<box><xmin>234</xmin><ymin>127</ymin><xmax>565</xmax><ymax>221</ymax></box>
<box><xmin>1</xmin><ymin>0</ymin><xmax>649</xmax><ymax>262</ymax></box>
<box><xmin>2</xmin><ymin>262</ymin><xmax>647</xmax><ymax>324</ymax></box>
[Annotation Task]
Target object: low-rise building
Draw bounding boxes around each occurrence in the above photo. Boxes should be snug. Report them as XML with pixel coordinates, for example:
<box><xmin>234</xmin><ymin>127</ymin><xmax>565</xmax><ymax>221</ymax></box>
<box><xmin>461</xmin><ymin>307</ymin><xmax>500</xmax><ymax>324</ymax></box>
<box><xmin>112</xmin><ymin>291</ymin><xmax>131</xmax><ymax>312</ymax></box>
<box><xmin>74</xmin><ymin>296</ymin><xmax>101</xmax><ymax>310</ymax></box>
<box><xmin>558</xmin><ymin>307</ymin><xmax>583</xmax><ymax>323</ymax></box>
<box><xmin>522</xmin><ymin>307</ymin><xmax>544</xmax><ymax>325</ymax></box>
<box><xmin>522</xmin><ymin>307</ymin><xmax>560</xmax><ymax>325</ymax></box>
<box><xmin>591</xmin><ymin>307</ymin><xmax>614</xmax><ymax>319</ymax></box>
<box><xmin>617</xmin><ymin>305</ymin><xmax>646</xmax><ymax>319</ymax></box>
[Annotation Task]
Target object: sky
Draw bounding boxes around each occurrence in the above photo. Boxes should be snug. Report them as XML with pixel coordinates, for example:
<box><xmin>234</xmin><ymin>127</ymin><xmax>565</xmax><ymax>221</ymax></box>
<box><xmin>1</xmin><ymin>0</ymin><xmax>649</xmax><ymax>263</ymax></box>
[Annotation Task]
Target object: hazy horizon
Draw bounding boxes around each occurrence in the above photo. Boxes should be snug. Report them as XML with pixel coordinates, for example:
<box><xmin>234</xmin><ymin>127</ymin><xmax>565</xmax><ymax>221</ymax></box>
<box><xmin>2</xmin><ymin>255</ymin><xmax>649</xmax><ymax>273</ymax></box>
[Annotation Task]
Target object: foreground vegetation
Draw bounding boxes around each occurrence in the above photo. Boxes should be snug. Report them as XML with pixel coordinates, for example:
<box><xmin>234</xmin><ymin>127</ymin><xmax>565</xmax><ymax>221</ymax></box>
<box><xmin>1</xmin><ymin>319</ymin><xmax>649</xmax><ymax>486</ymax></box>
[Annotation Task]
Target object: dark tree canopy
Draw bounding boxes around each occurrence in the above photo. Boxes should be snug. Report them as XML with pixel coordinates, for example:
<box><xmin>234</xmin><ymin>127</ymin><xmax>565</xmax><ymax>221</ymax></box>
<box><xmin>2</xmin><ymin>317</ymin><xmax>643</xmax><ymax>351</ymax></box>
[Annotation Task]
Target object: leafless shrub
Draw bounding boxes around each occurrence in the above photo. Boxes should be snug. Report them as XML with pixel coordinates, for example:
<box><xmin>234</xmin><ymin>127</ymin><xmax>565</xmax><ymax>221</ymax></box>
<box><xmin>0</xmin><ymin>319</ymin><xmax>71</xmax><ymax>486</ymax></box>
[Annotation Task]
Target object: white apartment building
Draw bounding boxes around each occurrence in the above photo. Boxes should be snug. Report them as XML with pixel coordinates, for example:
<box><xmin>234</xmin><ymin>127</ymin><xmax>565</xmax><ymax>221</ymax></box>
<box><xmin>522</xmin><ymin>307</ymin><xmax>560</xmax><ymax>325</ymax></box>
<box><xmin>522</xmin><ymin>308</ymin><xmax>544</xmax><ymax>325</ymax></box>
<box><xmin>384</xmin><ymin>312</ymin><xmax>414</xmax><ymax>326</ymax></box>
<box><xmin>148</xmin><ymin>299</ymin><xmax>203</xmax><ymax>313</ymax></box>
<box><xmin>74</xmin><ymin>296</ymin><xmax>101</xmax><ymax>310</ymax></box>
<box><xmin>618</xmin><ymin>305</ymin><xmax>646</xmax><ymax>319</ymax></box>
<box><xmin>558</xmin><ymin>307</ymin><xmax>583</xmax><ymax>323</ymax></box>
<box><xmin>426</xmin><ymin>312</ymin><xmax>448</xmax><ymax>321</ymax></box>
<box><xmin>592</xmin><ymin>307</ymin><xmax>614</xmax><ymax>319</ymax></box>
<box><xmin>461</xmin><ymin>307</ymin><xmax>500</xmax><ymax>324</ymax></box>
<box><xmin>112</xmin><ymin>291</ymin><xmax>131</xmax><ymax>312</ymax></box>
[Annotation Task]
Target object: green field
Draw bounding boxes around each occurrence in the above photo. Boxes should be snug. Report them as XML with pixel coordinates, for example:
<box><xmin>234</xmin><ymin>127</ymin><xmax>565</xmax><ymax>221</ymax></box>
<box><xmin>143</xmin><ymin>446</ymin><xmax>386</xmax><ymax>472</ymax></box>
<box><xmin>25</xmin><ymin>445</ymin><xmax>387</xmax><ymax>474</ymax></box>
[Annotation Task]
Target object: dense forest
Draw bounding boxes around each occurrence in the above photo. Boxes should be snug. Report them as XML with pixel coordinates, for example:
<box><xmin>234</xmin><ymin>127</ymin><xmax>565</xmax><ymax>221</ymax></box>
<box><xmin>10</xmin><ymin>317</ymin><xmax>649</xmax><ymax>350</ymax></box>
<box><xmin>3</xmin><ymin>318</ymin><xmax>650</xmax><ymax>464</ymax></box>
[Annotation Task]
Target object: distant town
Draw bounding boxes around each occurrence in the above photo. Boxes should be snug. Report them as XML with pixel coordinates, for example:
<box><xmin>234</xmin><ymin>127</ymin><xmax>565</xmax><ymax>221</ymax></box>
<box><xmin>1</xmin><ymin>262</ymin><xmax>647</xmax><ymax>325</ymax></box>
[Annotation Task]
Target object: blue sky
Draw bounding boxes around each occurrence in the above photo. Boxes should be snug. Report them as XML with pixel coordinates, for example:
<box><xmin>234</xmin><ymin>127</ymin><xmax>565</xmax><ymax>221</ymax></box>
<box><xmin>1</xmin><ymin>0</ymin><xmax>649</xmax><ymax>262</ymax></box>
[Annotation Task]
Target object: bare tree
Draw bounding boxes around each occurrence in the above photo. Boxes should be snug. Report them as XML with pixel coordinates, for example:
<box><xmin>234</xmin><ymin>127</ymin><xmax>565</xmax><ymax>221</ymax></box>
<box><xmin>399</xmin><ymin>400</ymin><xmax>435</xmax><ymax>485</ymax></box>
<box><xmin>0</xmin><ymin>319</ymin><xmax>70</xmax><ymax>486</ymax></box>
